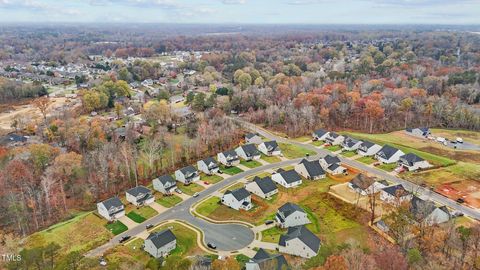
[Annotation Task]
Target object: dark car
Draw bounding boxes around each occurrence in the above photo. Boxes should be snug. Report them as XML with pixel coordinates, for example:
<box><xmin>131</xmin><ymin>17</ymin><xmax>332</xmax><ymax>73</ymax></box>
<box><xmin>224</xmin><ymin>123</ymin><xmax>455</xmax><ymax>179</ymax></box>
<box><xmin>119</xmin><ymin>236</ymin><xmax>131</xmax><ymax>243</ymax></box>
<box><xmin>456</xmin><ymin>198</ymin><xmax>465</xmax><ymax>204</ymax></box>
<box><xmin>265</xmin><ymin>220</ymin><xmax>274</xmax><ymax>225</ymax></box>
<box><xmin>207</xmin><ymin>242</ymin><xmax>217</xmax><ymax>249</ymax></box>
<box><xmin>146</xmin><ymin>224</ymin><xmax>154</xmax><ymax>229</ymax></box>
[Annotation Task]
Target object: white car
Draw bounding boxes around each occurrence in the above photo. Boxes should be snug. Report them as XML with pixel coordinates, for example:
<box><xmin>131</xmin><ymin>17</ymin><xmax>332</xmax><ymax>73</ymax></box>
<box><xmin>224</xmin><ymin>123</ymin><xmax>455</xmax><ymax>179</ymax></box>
<box><xmin>436</xmin><ymin>137</ymin><xmax>446</xmax><ymax>143</ymax></box>
<box><xmin>456</xmin><ymin>137</ymin><xmax>463</xmax><ymax>143</ymax></box>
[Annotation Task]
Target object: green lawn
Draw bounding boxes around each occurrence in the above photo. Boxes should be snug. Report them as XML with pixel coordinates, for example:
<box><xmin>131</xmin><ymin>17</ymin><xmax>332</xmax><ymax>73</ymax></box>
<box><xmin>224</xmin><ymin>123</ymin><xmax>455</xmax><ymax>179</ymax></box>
<box><xmin>156</xmin><ymin>195</ymin><xmax>183</xmax><ymax>208</ymax></box>
<box><xmin>261</xmin><ymin>226</ymin><xmax>285</xmax><ymax>243</ymax></box>
<box><xmin>125</xmin><ymin>238</ymin><xmax>144</xmax><ymax>249</ymax></box>
<box><xmin>378</xmin><ymin>163</ymin><xmax>398</xmax><ymax>172</ymax></box>
<box><xmin>325</xmin><ymin>145</ymin><xmax>342</xmax><ymax>152</ymax></box>
<box><xmin>196</xmin><ymin>197</ymin><xmax>221</xmax><ymax>217</ymax></box>
<box><xmin>126</xmin><ymin>211</ymin><xmax>146</xmax><ymax>223</ymax></box>
<box><xmin>292</xmin><ymin>136</ymin><xmax>312</xmax><ymax>142</ymax></box>
<box><xmin>341</xmin><ymin>151</ymin><xmax>357</xmax><ymax>157</ymax></box>
<box><xmin>178</xmin><ymin>183</ymin><xmax>205</xmax><ymax>196</ymax></box>
<box><xmin>235</xmin><ymin>254</ymin><xmax>251</xmax><ymax>269</ymax></box>
<box><xmin>261</xmin><ymin>154</ymin><xmax>282</xmax><ymax>163</ymax></box>
<box><xmin>311</xmin><ymin>140</ymin><xmax>325</xmax><ymax>147</ymax></box>
<box><xmin>220</xmin><ymin>165</ymin><xmax>244</xmax><ymax>175</ymax></box>
<box><xmin>201</xmin><ymin>173</ymin><xmax>224</xmax><ymax>184</ymax></box>
<box><xmin>240</xmin><ymin>159</ymin><xmax>263</xmax><ymax>168</ymax></box>
<box><xmin>106</xmin><ymin>220</ymin><xmax>129</xmax><ymax>235</ymax></box>
<box><xmin>278</xmin><ymin>143</ymin><xmax>316</xmax><ymax>159</ymax></box>
<box><xmin>356</xmin><ymin>156</ymin><xmax>377</xmax><ymax>165</ymax></box>
<box><xmin>151</xmin><ymin>223</ymin><xmax>199</xmax><ymax>256</ymax></box>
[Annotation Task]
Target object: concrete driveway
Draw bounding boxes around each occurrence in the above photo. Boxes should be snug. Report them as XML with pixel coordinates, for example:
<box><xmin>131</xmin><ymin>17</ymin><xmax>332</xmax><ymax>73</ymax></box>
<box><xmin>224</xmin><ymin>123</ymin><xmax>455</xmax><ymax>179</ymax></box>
<box><xmin>118</xmin><ymin>216</ymin><xmax>137</xmax><ymax>229</ymax></box>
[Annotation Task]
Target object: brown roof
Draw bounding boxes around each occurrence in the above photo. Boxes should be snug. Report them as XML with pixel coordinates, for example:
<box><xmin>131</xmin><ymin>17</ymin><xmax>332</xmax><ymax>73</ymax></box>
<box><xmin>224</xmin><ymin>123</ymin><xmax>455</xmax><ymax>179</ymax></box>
<box><xmin>350</xmin><ymin>173</ymin><xmax>376</xmax><ymax>190</ymax></box>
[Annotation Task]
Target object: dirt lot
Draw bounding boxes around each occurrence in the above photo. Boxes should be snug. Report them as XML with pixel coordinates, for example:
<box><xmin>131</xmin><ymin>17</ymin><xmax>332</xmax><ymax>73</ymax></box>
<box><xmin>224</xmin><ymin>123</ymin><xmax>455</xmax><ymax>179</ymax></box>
<box><xmin>436</xmin><ymin>180</ymin><xmax>480</xmax><ymax>209</ymax></box>
<box><xmin>329</xmin><ymin>183</ymin><xmax>389</xmax><ymax>217</ymax></box>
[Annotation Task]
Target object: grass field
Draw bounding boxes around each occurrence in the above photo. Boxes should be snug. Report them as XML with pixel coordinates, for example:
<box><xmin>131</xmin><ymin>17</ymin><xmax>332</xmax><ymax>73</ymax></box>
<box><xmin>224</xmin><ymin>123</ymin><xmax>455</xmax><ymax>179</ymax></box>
<box><xmin>311</xmin><ymin>140</ymin><xmax>325</xmax><ymax>146</ymax></box>
<box><xmin>356</xmin><ymin>156</ymin><xmax>377</xmax><ymax>165</ymax></box>
<box><xmin>24</xmin><ymin>212</ymin><xmax>112</xmax><ymax>255</ymax></box>
<box><xmin>178</xmin><ymin>183</ymin><xmax>205</xmax><ymax>196</ymax></box>
<box><xmin>219</xmin><ymin>165</ymin><xmax>243</xmax><ymax>175</ymax></box>
<box><xmin>240</xmin><ymin>159</ymin><xmax>263</xmax><ymax>168</ymax></box>
<box><xmin>261</xmin><ymin>154</ymin><xmax>282</xmax><ymax>163</ymax></box>
<box><xmin>341</xmin><ymin>151</ymin><xmax>357</xmax><ymax>157</ymax></box>
<box><xmin>151</xmin><ymin>222</ymin><xmax>200</xmax><ymax>256</ymax></box>
<box><xmin>403</xmin><ymin>162</ymin><xmax>480</xmax><ymax>186</ymax></box>
<box><xmin>127</xmin><ymin>211</ymin><xmax>146</xmax><ymax>223</ymax></box>
<box><xmin>106</xmin><ymin>220</ymin><xmax>129</xmax><ymax>235</ymax></box>
<box><xmin>196</xmin><ymin>197</ymin><xmax>221</xmax><ymax>217</ymax></box>
<box><xmin>325</xmin><ymin>145</ymin><xmax>342</xmax><ymax>152</ymax></box>
<box><xmin>378</xmin><ymin>163</ymin><xmax>398</xmax><ymax>172</ymax></box>
<box><xmin>156</xmin><ymin>195</ymin><xmax>183</xmax><ymax>208</ymax></box>
<box><xmin>278</xmin><ymin>143</ymin><xmax>316</xmax><ymax>159</ymax></box>
<box><xmin>201</xmin><ymin>173</ymin><xmax>224</xmax><ymax>184</ymax></box>
<box><xmin>261</xmin><ymin>226</ymin><xmax>285</xmax><ymax>243</ymax></box>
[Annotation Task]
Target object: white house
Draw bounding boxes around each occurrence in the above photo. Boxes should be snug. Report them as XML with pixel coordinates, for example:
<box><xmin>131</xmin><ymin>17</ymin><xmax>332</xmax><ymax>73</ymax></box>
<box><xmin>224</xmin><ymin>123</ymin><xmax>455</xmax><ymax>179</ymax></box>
<box><xmin>398</xmin><ymin>153</ymin><xmax>431</xmax><ymax>171</ymax></box>
<box><xmin>258</xmin><ymin>140</ymin><xmax>281</xmax><ymax>156</ymax></box>
<box><xmin>175</xmin><ymin>165</ymin><xmax>200</xmax><ymax>184</ymax></box>
<box><xmin>245</xmin><ymin>133</ymin><xmax>263</xmax><ymax>145</ymax></box>
<box><xmin>342</xmin><ymin>137</ymin><xmax>363</xmax><ymax>151</ymax></box>
<box><xmin>217</xmin><ymin>150</ymin><xmax>240</xmax><ymax>167</ymax></box>
<box><xmin>235</xmin><ymin>144</ymin><xmax>261</xmax><ymax>161</ymax></box>
<box><xmin>275</xmin><ymin>202</ymin><xmax>310</xmax><ymax>228</ymax></box>
<box><xmin>312</xmin><ymin>129</ymin><xmax>329</xmax><ymax>141</ymax></box>
<box><xmin>197</xmin><ymin>157</ymin><xmax>220</xmax><ymax>175</ymax></box>
<box><xmin>245</xmin><ymin>249</ymin><xmax>289</xmax><ymax>270</ymax></box>
<box><xmin>153</xmin><ymin>175</ymin><xmax>177</xmax><ymax>195</ymax></box>
<box><xmin>348</xmin><ymin>174</ymin><xmax>386</xmax><ymax>195</ymax></box>
<box><xmin>326</xmin><ymin>163</ymin><xmax>347</xmax><ymax>175</ymax></box>
<box><xmin>271</xmin><ymin>169</ymin><xmax>302</xmax><ymax>188</ymax></box>
<box><xmin>375</xmin><ymin>145</ymin><xmax>405</xmax><ymax>164</ymax></box>
<box><xmin>380</xmin><ymin>184</ymin><xmax>413</xmax><ymax>204</ymax></box>
<box><xmin>278</xmin><ymin>226</ymin><xmax>321</xmax><ymax>258</ymax></box>
<box><xmin>410</xmin><ymin>196</ymin><xmax>450</xmax><ymax>225</ymax></box>
<box><xmin>295</xmin><ymin>159</ymin><xmax>326</xmax><ymax>180</ymax></box>
<box><xmin>325</xmin><ymin>132</ymin><xmax>345</xmax><ymax>145</ymax></box>
<box><xmin>97</xmin><ymin>197</ymin><xmax>125</xmax><ymax>221</ymax></box>
<box><xmin>406</xmin><ymin>127</ymin><xmax>431</xmax><ymax>137</ymax></box>
<box><xmin>357</xmin><ymin>141</ymin><xmax>382</xmax><ymax>156</ymax></box>
<box><xmin>126</xmin><ymin>186</ymin><xmax>155</xmax><ymax>206</ymax></box>
<box><xmin>221</xmin><ymin>187</ymin><xmax>253</xmax><ymax>211</ymax></box>
<box><xmin>245</xmin><ymin>176</ymin><xmax>278</xmax><ymax>199</ymax></box>
<box><xmin>144</xmin><ymin>229</ymin><xmax>176</xmax><ymax>258</ymax></box>
<box><xmin>319</xmin><ymin>154</ymin><xmax>341</xmax><ymax>169</ymax></box>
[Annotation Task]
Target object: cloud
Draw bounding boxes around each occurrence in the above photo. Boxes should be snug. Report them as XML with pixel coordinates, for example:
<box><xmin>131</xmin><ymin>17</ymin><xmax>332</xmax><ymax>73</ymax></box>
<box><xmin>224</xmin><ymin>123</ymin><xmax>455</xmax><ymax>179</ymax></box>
<box><xmin>88</xmin><ymin>0</ymin><xmax>180</xmax><ymax>9</ymax></box>
<box><xmin>220</xmin><ymin>0</ymin><xmax>246</xmax><ymax>4</ymax></box>
<box><xmin>0</xmin><ymin>0</ymin><xmax>47</xmax><ymax>10</ymax></box>
<box><xmin>369</xmin><ymin>0</ymin><xmax>476</xmax><ymax>7</ymax></box>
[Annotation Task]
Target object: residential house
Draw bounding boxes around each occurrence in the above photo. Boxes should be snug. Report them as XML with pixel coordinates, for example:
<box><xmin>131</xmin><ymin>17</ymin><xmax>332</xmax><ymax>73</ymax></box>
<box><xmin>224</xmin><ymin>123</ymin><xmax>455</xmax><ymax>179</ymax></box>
<box><xmin>375</xmin><ymin>145</ymin><xmax>405</xmax><ymax>164</ymax></box>
<box><xmin>406</xmin><ymin>127</ymin><xmax>431</xmax><ymax>137</ymax></box>
<box><xmin>245</xmin><ymin>133</ymin><xmax>263</xmax><ymax>145</ymax></box>
<box><xmin>342</xmin><ymin>137</ymin><xmax>362</xmax><ymax>151</ymax></box>
<box><xmin>217</xmin><ymin>150</ymin><xmax>240</xmax><ymax>167</ymax></box>
<box><xmin>271</xmin><ymin>169</ymin><xmax>302</xmax><ymax>188</ymax></box>
<box><xmin>153</xmin><ymin>175</ymin><xmax>177</xmax><ymax>195</ymax></box>
<box><xmin>325</xmin><ymin>132</ymin><xmax>345</xmax><ymax>145</ymax></box>
<box><xmin>357</xmin><ymin>141</ymin><xmax>382</xmax><ymax>156</ymax></box>
<box><xmin>276</xmin><ymin>202</ymin><xmax>310</xmax><ymax>228</ymax></box>
<box><xmin>258</xmin><ymin>140</ymin><xmax>282</xmax><ymax>156</ymax></box>
<box><xmin>245</xmin><ymin>249</ymin><xmax>289</xmax><ymax>270</ymax></box>
<box><xmin>295</xmin><ymin>159</ymin><xmax>326</xmax><ymax>180</ymax></box>
<box><xmin>398</xmin><ymin>153</ymin><xmax>431</xmax><ymax>171</ymax></box>
<box><xmin>222</xmin><ymin>187</ymin><xmax>253</xmax><ymax>211</ymax></box>
<box><xmin>312</xmin><ymin>129</ymin><xmax>329</xmax><ymax>141</ymax></box>
<box><xmin>319</xmin><ymin>154</ymin><xmax>341</xmax><ymax>169</ymax></box>
<box><xmin>175</xmin><ymin>165</ymin><xmax>200</xmax><ymax>184</ymax></box>
<box><xmin>278</xmin><ymin>226</ymin><xmax>321</xmax><ymax>258</ymax></box>
<box><xmin>245</xmin><ymin>176</ymin><xmax>278</xmax><ymax>199</ymax></box>
<box><xmin>380</xmin><ymin>184</ymin><xmax>413</xmax><ymax>204</ymax></box>
<box><xmin>144</xmin><ymin>229</ymin><xmax>176</xmax><ymax>258</ymax></box>
<box><xmin>410</xmin><ymin>196</ymin><xmax>450</xmax><ymax>225</ymax></box>
<box><xmin>126</xmin><ymin>186</ymin><xmax>154</xmax><ymax>206</ymax></box>
<box><xmin>236</xmin><ymin>144</ymin><xmax>261</xmax><ymax>161</ymax></box>
<box><xmin>97</xmin><ymin>197</ymin><xmax>125</xmax><ymax>221</ymax></box>
<box><xmin>326</xmin><ymin>163</ymin><xmax>347</xmax><ymax>175</ymax></box>
<box><xmin>348</xmin><ymin>173</ymin><xmax>383</xmax><ymax>195</ymax></box>
<box><xmin>197</xmin><ymin>157</ymin><xmax>220</xmax><ymax>175</ymax></box>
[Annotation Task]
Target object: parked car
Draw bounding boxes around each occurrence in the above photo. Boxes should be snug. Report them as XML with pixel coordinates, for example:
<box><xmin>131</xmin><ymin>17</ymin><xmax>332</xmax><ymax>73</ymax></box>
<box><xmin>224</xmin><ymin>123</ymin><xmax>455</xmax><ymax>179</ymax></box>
<box><xmin>204</xmin><ymin>181</ymin><xmax>210</xmax><ymax>185</ymax></box>
<box><xmin>146</xmin><ymin>224</ymin><xmax>154</xmax><ymax>229</ymax></box>
<box><xmin>265</xmin><ymin>220</ymin><xmax>274</xmax><ymax>225</ymax></box>
<box><xmin>119</xmin><ymin>236</ymin><xmax>131</xmax><ymax>243</ymax></box>
<box><xmin>456</xmin><ymin>137</ymin><xmax>464</xmax><ymax>143</ymax></box>
<box><xmin>218</xmin><ymin>170</ymin><xmax>223</xmax><ymax>174</ymax></box>
<box><xmin>395</xmin><ymin>166</ymin><xmax>406</xmax><ymax>173</ymax></box>
<box><xmin>456</xmin><ymin>198</ymin><xmax>465</xmax><ymax>204</ymax></box>
<box><xmin>373</xmin><ymin>162</ymin><xmax>381</xmax><ymax>167</ymax></box>
<box><xmin>193</xmin><ymin>192</ymin><xmax>200</xmax><ymax>198</ymax></box>
<box><xmin>99</xmin><ymin>257</ymin><xmax>107</xmax><ymax>266</ymax></box>
<box><xmin>175</xmin><ymin>188</ymin><xmax>183</xmax><ymax>194</ymax></box>
<box><xmin>207</xmin><ymin>242</ymin><xmax>217</xmax><ymax>249</ymax></box>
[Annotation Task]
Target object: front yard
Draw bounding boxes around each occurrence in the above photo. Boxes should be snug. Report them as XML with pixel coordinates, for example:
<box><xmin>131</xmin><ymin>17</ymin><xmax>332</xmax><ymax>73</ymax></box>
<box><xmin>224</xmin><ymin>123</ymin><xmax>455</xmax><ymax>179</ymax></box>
<box><xmin>356</xmin><ymin>156</ymin><xmax>377</xmax><ymax>165</ymax></box>
<box><xmin>341</xmin><ymin>150</ymin><xmax>357</xmax><ymax>157</ymax></box>
<box><xmin>261</xmin><ymin>154</ymin><xmax>282</xmax><ymax>163</ymax></box>
<box><xmin>178</xmin><ymin>183</ymin><xmax>205</xmax><ymax>196</ymax></box>
<box><xmin>311</xmin><ymin>140</ymin><xmax>325</xmax><ymax>147</ymax></box>
<box><xmin>240</xmin><ymin>159</ymin><xmax>263</xmax><ymax>168</ymax></box>
<box><xmin>151</xmin><ymin>222</ymin><xmax>200</xmax><ymax>256</ymax></box>
<box><xmin>125</xmin><ymin>205</ymin><xmax>158</xmax><ymax>223</ymax></box>
<box><xmin>106</xmin><ymin>220</ymin><xmax>129</xmax><ymax>235</ymax></box>
<box><xmin>201</xmin><ymin>173</ymin><xmax>224</xmax><ymax>184</ymax></box>
<box><xmin>196</xmin><ymin>197</ymin><xmax>222</xmax><ymax>217</ymax></box>
<box><xmin>325</xmin><ymin>145</ymin><xmax>342</xmax><ymax>152</ymax></box>
<box><xmin>278</xmin><ymin>143</ymin><xmax>316</xmax><ymax>159</ymax></box>
<box><xmin>377</xmin><ymin>163</ymin><xmax>398</xmax><ymax>172</ymax></box>
<box><xmin>156</xmin><ymin>194</ymin><xmax>183</xmax><ymax>208</ymax></box>
<box><xmin>261</xmin><ymin>226</ymin><xmax>285</xmax><ymax>243</ymax></box>
<box><xmin>220</xmin><ymin>165</ymin><xmax>244</xmax><ymax>175</ymax></box>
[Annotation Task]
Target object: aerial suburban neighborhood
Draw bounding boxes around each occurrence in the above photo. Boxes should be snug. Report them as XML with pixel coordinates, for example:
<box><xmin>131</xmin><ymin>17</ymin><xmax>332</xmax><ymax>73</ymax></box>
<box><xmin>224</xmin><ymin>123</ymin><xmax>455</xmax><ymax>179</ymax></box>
<box><xmin>1</xmin><ymin>2</ymin><xmax>480</xmax><ymax>270</ymax></box>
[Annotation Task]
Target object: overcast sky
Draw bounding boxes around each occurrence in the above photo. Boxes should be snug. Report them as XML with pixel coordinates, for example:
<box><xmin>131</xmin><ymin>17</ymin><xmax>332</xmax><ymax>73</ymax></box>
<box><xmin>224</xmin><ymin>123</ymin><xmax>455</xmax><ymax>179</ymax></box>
<box><xmin>0</xmin><ymin>0</ymin><xmax>479</xmax><ymax>24</ymax></box>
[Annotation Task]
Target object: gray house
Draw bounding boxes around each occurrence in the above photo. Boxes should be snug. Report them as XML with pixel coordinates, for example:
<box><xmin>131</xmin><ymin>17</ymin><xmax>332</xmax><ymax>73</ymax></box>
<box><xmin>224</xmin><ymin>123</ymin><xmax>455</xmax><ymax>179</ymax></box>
<box><xmin>197</xmin><ymin>157</ymin><xmax>220</xmax><ymax>175</ymax></box>
<box><xmin>258</xmin><ymin>140</ymin><xmax>282</xmax><ymax>156</ymax></box>
<box><xmin>278</xmin><ymin>225</ymin><xmax>321</xmax><ymax>258</ymax></box>
<box><xmin>245</xmin><ymin>133</ymin><xmax>263</xmax><ymax>144</ymax></box>
<box><xmin>245</xmin><ymin>176</ymin><xmax>278</xmax><ymax>199</ymax></box>
<box><xmin>144</xmin><ymin>229</ymin><xmax>177</xmax><ymax>258</ymax></box>
<box><xmin>236</xmin><ymin>144</ymin><xmax>261</xmax><ymax>161</ymax></box>
<box><xmin>276</xmin><ymin>202</ymin><xmax>310</xmax><ymax>228</ymax></box>
<box><xmin>126</xmin><ymin>186</ymin><xmax>154</xmax><ymax>206</ymax></box>
<box><xmin>245</xmin><ymin>248</ymin><xmax>289</xmax><ymax>270</ymax></box>
<box><xmin>217</xmin><ymin>150</ymin><xmax>240</xmax><ymax>167</ymax></box>
<box><xmin>175</xmin><ymin>165</ymin><xmax>200</xmax><ymax>184</ymax></box>
<box><xmin>222</xmin><ymin>187</ymin><xmax>253</xmax><ymax>211</ymax></box>
<box><xmin>398</xmin><ymin>153</ymin><xmax>431</xmax><ymax>171</ymax></box>
<box><xmin>406</xmin><ymin>127</ymin><xmax>431</xmax><ymax>137</ymax></box>
<box><xmin>357</xmin><ymin>141</ymin><xmax>382</xmax><ymax>157</ymax></box>
<box><xmin>375</xmin><ymin>145</ymin><xmax>405</xmax><ymax>164</ymax></box>
<box><xmin>410</xmin><ymin>196</ymin><xmax>450</xmax><ymax>225</ymax></box>
<box><xmin>153</xmin><ymin>175</ymin><xmax>177</xmax><ymax>195</ymax></box>
<box><xmin>295</xmin><ymin>159</ymin><xmax>326</xmax><ymax>180</ymax></box>
<box><xmin>312</xmin><ymin>129</ymin><xmax>329</xmax><ymax>141</ymax></box>
<box><xmin>342</xmin><ymin>137</ymin><xmax>362</xmax><ymax>151</ymax></box>
<box><xmin>97</xmin><ymin>197</ymin><xmax>125</xmax><ymax>221</ymax></box>
<box><xmin>325</xmin><ymin>132</ymin><xmax>345</xmax><ymax>145</ymax></box>
<box><xmin>271</xmin><ymin>169</ymin><xmax>302</xmax><ymax>188</ymax></box>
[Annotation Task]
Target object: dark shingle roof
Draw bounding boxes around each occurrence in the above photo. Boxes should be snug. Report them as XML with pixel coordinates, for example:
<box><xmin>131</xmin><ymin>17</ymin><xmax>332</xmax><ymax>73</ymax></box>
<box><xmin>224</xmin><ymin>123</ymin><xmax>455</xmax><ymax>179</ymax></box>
<box><xmin>251</xmin><ymin>249</ymin><xmax>289</xmax><ymax>270</ymax></box>
<box><xmin>222</xmin><ymin>150</ymin><xmax>238</xmax><ymax>159</ymax></box>
<box><xmin>126</xmin><ymin>186</ymin><xmax>151</xmax><ymax>196</ymax></box>
<box><xmin>262</xmin><ymin>140</ymin><xmax>280</xmax><ymax>152</ymax></box>
<box><xmin>399</xmin><ymin>153</ymin><xmax>424</xmax><ymax>166</ymax></box>
<box><xmin>146</xmin><ymin>229</ymin><xmax>176</xmax><ymax>249</ymax></box>
<box><xmin>323</xmin><ymin>154</ymin><xmax>340</xmax><ymax>165</ymax></box>
<box><xmin>277</xmin><ymin>169</ymin><xmax>301</xmax><ymax>184</ymax></box>
<box><xmin>344</xmin><ymin>137</ymin><xmax>360</xmax><ymax>147</ymax></box>
<box><xmin>225</xmin><ymin>187</ymin><xmax>250</xmax><ymax>201</ymax></box>
<box><xmin>359</xmin><ymin>140</ymin><xmax>376</xmax><ymax>150</ymax></box>
<box><xmin>278</xmin><ymin>202</ymin><xmax>305</xmax><ymax>218</ymax></box>
<box><xmin>279</xmin><ymin>226</ymin><xmax>320</xmax><ymax>253</ymax></box>
<box><xmin>299</xmin><ymin>159</ymin><xmax>325</xmax><ymax>177</ymax></box>
<box><xmin>328</xmin><ymin>132</ymin><xmax>340</xmax><ymax>139</ymax></box>
<box><xmin>241</xmin><ymin>144</ymin><xmax>260</xmax><ymax>157</ymax></box>
<box><xmin>253</xmin><ymin>176</ymin><xmax>277</xmax><ymax>194</ymax></box>
<box><xmin>313</xmin><ymin>129</ymin><xmax>328</xmax><ymax>137</ymax></box>
<box><xmin>245</xmin><ymin>133</ymin><xmax>260</xmax><ymax>139</ymax></box>
<box><xmin>377</xmin><ymin>145</ymin><xmax>400</xmax><ymax>160</ymax></box>
<box><xmin>349</xmin><ymin>173</ymin><xmax>376</xmax><ymax>190</ymax></box>
<box><xmin>179</xmin><ymin>165</ymin><xmax>198</xmax><ymax>176</ymax></box>
<box><xmin>327</xmin><ymin>163</ymin><xmax>342</xmax><ymax>171</ymax></box>
<box><xmin>101</xmin><ymin>197</ymin><xmax>123</xmax><ymax>210</ymax></box>
<box><xmin>201</xmin><ymin>157</ymin><xmax>218</xmax><ymax>168</ymax></box>
<box><xmin>410</xmin><ymin>196</ymin><xmax>449</xmax><ymax>221</ymax></box>
<box><xmin>382</xmin><ymin>184</ymin><xmax>410</xmax><ymax>197</ymax></box>
<box><xmin>157</xmin><ymin>175</ymin><xmax>176</xmax><ymax>185</ymax></box>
